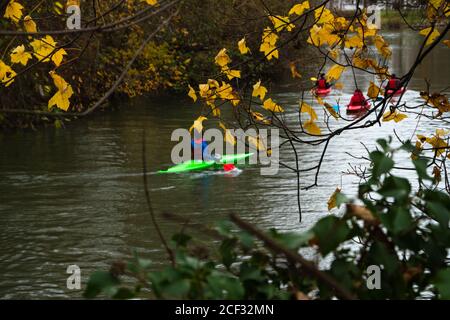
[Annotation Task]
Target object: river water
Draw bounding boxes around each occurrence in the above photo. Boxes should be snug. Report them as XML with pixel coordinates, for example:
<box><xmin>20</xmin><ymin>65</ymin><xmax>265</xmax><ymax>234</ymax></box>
<box><xmin>0</xmin><ymin>30</ymin><xmax>449</xmax><ymax>298</ymax></box>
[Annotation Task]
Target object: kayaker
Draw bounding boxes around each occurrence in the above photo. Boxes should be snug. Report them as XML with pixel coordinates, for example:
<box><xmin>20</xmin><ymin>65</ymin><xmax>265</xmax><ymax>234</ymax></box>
<box><xmin>191</xmin><ymin>135</ymin><xmax>210</xmax><ymax>161</ymax></box>
<box><xmin>316</xmin><ymin>73</ymin><xmax>331</xmax><ymax>89</ymax></box>
<box><xmin>386</xmin><ymin>74</ymin><xmax>401</xmax><ymax>92</ymax></box>
<box><xmin>349</xmin><ymin>89</ymin><xmax>367</xmax><ymax>106</ymax></box>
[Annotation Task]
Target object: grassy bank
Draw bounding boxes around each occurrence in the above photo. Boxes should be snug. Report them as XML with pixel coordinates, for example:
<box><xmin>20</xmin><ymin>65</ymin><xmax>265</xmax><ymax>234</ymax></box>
<box><xmin>380</xmin><ymin>9</ymin><xmax>426</xmax><ymax>29</ymax></box>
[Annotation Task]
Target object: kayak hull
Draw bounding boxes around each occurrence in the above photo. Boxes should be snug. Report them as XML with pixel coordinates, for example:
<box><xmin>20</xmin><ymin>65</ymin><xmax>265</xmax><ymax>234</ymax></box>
<box><xmin>346</xmin><ymin>101</ymin><xmax>371</xmax><ymax>113</ymax></box>
<box><xmin>158</xmin><ymin>153</ymin><xmax>254</xmax><ymax>174</ymax></box>
<box><xmin>386</xmin><ymin>87</ymin><xmax>406</xmax><ymax>96</ymax></box>
<box><xmin>315</xmin><ymin>87</ymin><xmax>332</xmax><ymax>95</ymax></box>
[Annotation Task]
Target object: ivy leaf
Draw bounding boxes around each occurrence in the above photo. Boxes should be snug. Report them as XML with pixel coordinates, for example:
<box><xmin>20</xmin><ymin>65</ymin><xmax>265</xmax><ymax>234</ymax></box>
<box><xmin>434</xmin><ymin>269</ymin><xmax>450</xmax><ymax>299</ymax></box>
<box><xmin>312</xmin><ymin>216</ymin><xmax>351</xmax><ymax>256</ymax></box>
<box><xmin>83</xmin><ymin>271</ymin><xmax>120</xmax><ymax>299</ymax></box>
<box><xmin>369</xmin><ymin>150</ymin><xmax>394</xmax><ymax>180</ymax></box>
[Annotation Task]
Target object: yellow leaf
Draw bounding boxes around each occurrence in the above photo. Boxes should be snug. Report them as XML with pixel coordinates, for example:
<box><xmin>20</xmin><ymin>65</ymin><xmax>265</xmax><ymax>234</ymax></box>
<box><xmin>429</xmin><ymin>0</ymin><xmax>443</xmax><ymax>9</ymax></box>
<box><xmin>263</xmin><ymin>98</ymin><xmax>284</xmax><ymax>113</ymax></box>
<box><xmin>207</xmin><ymin>79</ymin><xmax>219</xmax><ymax>89</ymax></box>
<box><xmin>443</xmin><ymin>40</ymin><xmax>450</xmax><ymax>48</ymax></box>
<box><xmin>334</xmin><ymin>82</ymin><xmax>344</xmax><ymax>90</ymax></box>
<box><xmin>215</xmin><ymin>48</ymin><xmax>230</xmax><ymax>68</ymax></box>
<box><xmin>252</xmin><ymin>80</ymin><xmax>268</xmax><ymax>100</ymax></box>
<box><xmin>251</xmin><ymin>111</ymin><xmax>270</xmax><ymax>124</ymax></box>
<box><xmin>209</xmin><ymin>102</ymin><xmax>220</xmax><ymax>117</ymax></box>
<box><xmin>4</xmin><ymin>0</ymin><xmax>24</xmax><ymax>23</ymax></box>
<box><xmin>260</xmin><ymin>28</ymin><xmax>279</xmax><ymax>60</ymax></box>
<box><xmin>269</xmin><ymin>15</ymin><xmax>294</xmax><ymax>32</ymax></box>
<box><xmin>324</xmin><ymin>103</ymin><xmax>339</xmax><ymax>119</ymax></box>
<box><xmin>48</xmin><ymin>71</ymin><xmax>73</xmax><ymax>111</ymax></box>
<box><xmin>315</xmin><ymin>95</ymin><xmax>324</xmax><ymax>105</ymax></box>
<box><xmin>198</xmin><ymin>83</ymin><xmax>210</xmax><ymax>98</ymax></box>
<box><xmin>304</xmin><ymin>119</ymin><xmax>321</xmax><ymax>135</ymax></box>
<box><xmin>325</xmin><ymin>64</ymin><xmax>345</xmax><ymax>82</ymax></box>
<box><xmin>23</xmin><ymin>15</ymin><xmax>37</xmax><ymax>33</ymax></box>
<box><xmin>345</xmin><ymin>35</ymin><xmax>363</xmax><ymax>49</ymax></box>
<box><xmin>426</xmin><ymin>136</ymin><xmax>448</xmax><ymax>156</ymax></box>
<box><xmin>419</xmin><ymin>27</ymin><xmax>440</xmax><ymax>46</ymax></box>
<box><xmin>142</xmin><ymin>0</ymin><xmax>158</xmax><ymax>5</ymax></box>
<box><xmin>314</xmin><ymin>5</ymin><xmax>334</xmax><ymax>24</ymax></box>
<box><xmin>10</xmin><ymin>44</ymin><xmax>32</xmax><ymax>66</ymax></box>
<box><xmin>327</xmin><ymin>187</ymin><xmax>341</xmax><ymax>211</ymax></box>
<box><xmin>374</xmin><ymin>35</ymin><xmax>392</xmax><ymax>58</ymax></box>
<box><xmin>367</xmin><ymin>81</ymin><xmax>383</xmax><ymax>99</ymax></box>
<box><xmin>290</xmin><ymin>62</ymin><xmax>302</xmax><ymax>78</ymax></box>
<box><xmin>300</xmin><ymin>102</ymin><xmax>318</xmax><ymax>121</ymax></box>
<box><xmin>0</xmin><ymin>60</ymin><xmax>16</xmax><ymax>87</ymax></box>
<box><xmin>51</xmin><ymin>48</ymin><xmax>67</xmax><ymax>67</ymax></box>
<box><xmin>288</xmin><ymin>1</ymin><xmax>310</xmax><ymax>16</ymax></box>
<box><xmin>217</xmin><ymin>82</ymin><xmax>234</xmax><ymax>100</ymax></box>
<box><xmin>220</xmin><ymin>122</ymin><xmax>236</xmax><ymax>146</ymax></box>
<box><xmin>238</xmin><ymin>38</ymin><xmax>250</xmax><ymax>55</ymax></box>
<box><xmin>382</xmin><ymin>110</ymin><xmax>408</xmax><ymax>123</ymax></box>
<box><xmin>189</xmin><ymin>116</ymin><xmax>207</xmax><ymax>134</ymax></box>
<box><xmin>248</xmin><ymin>136</ymin><xmax>266</xmax><ymax>151</ymax></box>
<box><xmin>188</xmin><ymin>85</ymin><xmax>197</xmax><ymax>102</ymax></box>
<box><xmin>30</xmin><ymin>35</ymin><xmax>58</xmax><ymax>63</ymax></box>
<box><xmin>223</xmin><ymin>68</ymin><xmax>241</xmax><ymax>80</ymax></box>
<box><xmin>436</xmin><ymin>128</ymin><xmax>449</xmax><ymax>137</ymax></box>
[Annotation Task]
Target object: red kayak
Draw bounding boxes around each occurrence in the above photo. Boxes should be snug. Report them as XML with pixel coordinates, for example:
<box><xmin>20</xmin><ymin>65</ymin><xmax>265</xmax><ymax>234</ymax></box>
<box><xmin>386</xmin><ymin>87</ymin><xmax>406</xmax><ymax>96</ymax></box>
<box><xmin>346</xmin><ymin>101</ymin><xmax>371</xmax><ymax>113</ymax></box>
<box><xmin>315</xmin><ymin>87</ymin><xmax>332</xmax><ymax>95</ymax></box>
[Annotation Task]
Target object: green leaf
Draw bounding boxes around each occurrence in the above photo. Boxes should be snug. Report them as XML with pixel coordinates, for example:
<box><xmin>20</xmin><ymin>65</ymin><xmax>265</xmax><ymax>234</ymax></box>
<box><xmin>426</xmin><ymin>201</ymin><xmax>450</xmax><ymax>227</ymax></box>
<box><xmin>413</xmin><ymin>157</ymin><xmax>432</xmax><ymax>181</ymax></box>
<box><xmin>378</xmin><ymin>176</ymin><xmax>411</xmax><ymax>201</ymax></box>
<box><xmin>206</xmin><ymin>273</ymin><xmax>244</xmax><ymax>299</ymax></box>
<box><xmin>380</xmin><ymin>206</ymin><xmax>413</xmax><ymax>234</ymax></box>
<box><xmin>336</xmin><ymin>191</ymin><xmax>349</xmax><ymax>208</ymax></box>
<box><xmin>434</xmin><ymin>268</ymin><xmax>450</xmax><ymax>299</ymax></box>
<box><xmin>312</xmin><ymin>216</ymin><xmax>351</xmax><ymax>256</ymax></box>
<box><xmin>369</xmin><ymin>150</ymin><xmax>394</xmax><ymax>181</ymax></box>
<box><xmin>269</xmin><ymin>229</ymin><xmax>314</xmax><ymax>250</ymax></box>
<box><xmin>172</xmin><ymin>233</ymin><xmax>192</xmax><ymax>247</ymax></box>
<box><xmin>219</xmin><ymin>238</ymin><xmax>238</xmax><ymax>269</ymax></box>
<box><xmin>84</xmin><ymin>271</ymin><xmax>120</xmax><ymax>299</ymax></box>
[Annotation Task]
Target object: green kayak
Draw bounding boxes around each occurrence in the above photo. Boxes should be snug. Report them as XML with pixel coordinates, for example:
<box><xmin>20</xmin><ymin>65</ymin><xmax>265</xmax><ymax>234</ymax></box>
<box><xmin>158</xmin><ymin>153</ymin><xmax>254</xmax><ymax>174</ymax></box>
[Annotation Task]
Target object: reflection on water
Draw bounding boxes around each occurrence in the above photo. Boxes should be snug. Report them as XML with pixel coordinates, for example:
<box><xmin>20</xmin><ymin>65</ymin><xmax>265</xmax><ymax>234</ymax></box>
<box><xmin>0</xmin><ymin>30</ymin><xmax>449</xmax><ymax>298</ymax></box>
